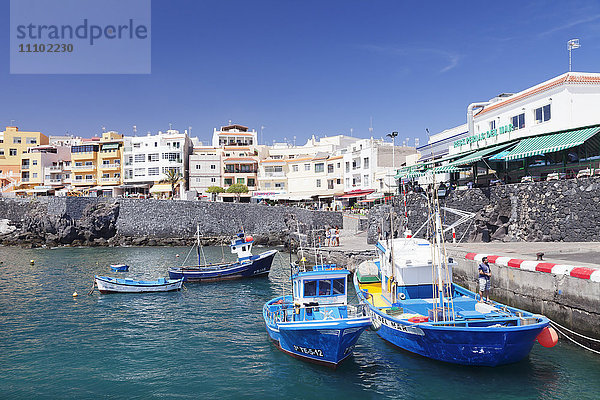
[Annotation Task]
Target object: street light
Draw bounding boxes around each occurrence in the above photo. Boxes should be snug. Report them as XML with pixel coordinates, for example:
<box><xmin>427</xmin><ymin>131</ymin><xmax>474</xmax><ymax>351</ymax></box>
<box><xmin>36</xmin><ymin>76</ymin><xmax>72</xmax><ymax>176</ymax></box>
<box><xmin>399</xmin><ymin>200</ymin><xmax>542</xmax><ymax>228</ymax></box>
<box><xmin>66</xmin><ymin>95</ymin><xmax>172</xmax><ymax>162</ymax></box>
<box><xmin>386</xmin><ymin>131</ymin><xmax>398</xmax><ymax>193</ymax></box>
<box><xmin>568</xmin><ymin>39</ymin><xmax>580</xmax><ymax>72</ymax></box>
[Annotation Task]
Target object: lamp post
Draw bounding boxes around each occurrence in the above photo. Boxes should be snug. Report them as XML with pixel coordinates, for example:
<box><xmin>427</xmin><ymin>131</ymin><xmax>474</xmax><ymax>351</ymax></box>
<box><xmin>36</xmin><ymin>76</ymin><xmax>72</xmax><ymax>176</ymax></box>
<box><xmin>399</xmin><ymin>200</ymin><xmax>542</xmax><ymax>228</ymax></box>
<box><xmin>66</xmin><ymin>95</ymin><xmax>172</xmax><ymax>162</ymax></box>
<box><xmin>386</xmin><ymin>131</ymin><xmax>398</xmax><ymax>194</ymax></box>
<box><xmin>568</xmin><ymin>39</ymin><xmax>580</xmax><ymax>72</ymax></box>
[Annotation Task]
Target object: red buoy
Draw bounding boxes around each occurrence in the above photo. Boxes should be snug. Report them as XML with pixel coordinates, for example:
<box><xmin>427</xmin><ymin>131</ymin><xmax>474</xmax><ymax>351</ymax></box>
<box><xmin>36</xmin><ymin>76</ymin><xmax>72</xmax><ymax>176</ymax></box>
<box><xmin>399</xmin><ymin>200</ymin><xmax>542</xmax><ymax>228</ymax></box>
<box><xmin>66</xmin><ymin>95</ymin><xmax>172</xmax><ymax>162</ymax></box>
<box><xmin>536</xmin><ymin>326</ymin><xmax>558</xmax><ymax>348</ymax></box>
<box><xmin>245</xmin><ymin>236</ymin><xmax>253</xmax><ymax>242</ymax></box>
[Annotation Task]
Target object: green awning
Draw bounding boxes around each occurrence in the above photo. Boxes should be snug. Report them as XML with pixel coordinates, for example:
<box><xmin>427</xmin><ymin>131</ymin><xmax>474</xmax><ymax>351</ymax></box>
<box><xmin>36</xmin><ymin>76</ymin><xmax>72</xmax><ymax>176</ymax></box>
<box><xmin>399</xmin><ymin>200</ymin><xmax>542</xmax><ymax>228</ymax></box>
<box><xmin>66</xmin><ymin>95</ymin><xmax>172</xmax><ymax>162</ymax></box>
<box><xmin>395</xmin><ymin>165</ymin><xmax>418</xmax><ymax>179</ymax></box>
<box><xmin>449</xmin><ymin>143</ymin><xmax>513</xmax><ymax>166</ymax></box>
<box><xmin>102</xmin><ymin>143</ymin><xmax>120</xmax><ymax>150</ymax></box>
<box><xmin>501</xmin><ymin>126</ymin><xmax>600</xmax><ymax>161</ymax></box>
<box><xmin>432</xmin><ymin>165</ymin><xmax>470</xmax><ymax>174</ymax></box>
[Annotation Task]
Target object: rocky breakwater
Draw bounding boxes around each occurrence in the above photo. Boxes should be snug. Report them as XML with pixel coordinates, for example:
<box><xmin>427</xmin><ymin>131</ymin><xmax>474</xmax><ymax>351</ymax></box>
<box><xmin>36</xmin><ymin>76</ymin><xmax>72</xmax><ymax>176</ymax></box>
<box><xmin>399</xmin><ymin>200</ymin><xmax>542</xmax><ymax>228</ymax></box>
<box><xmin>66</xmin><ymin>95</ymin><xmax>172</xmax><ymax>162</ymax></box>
<box><xmin>0</xmin><ymin>201</ymin><xmax>119</xmax><ymax>248</ymax></box>
<box><xmin>367</xmin><ymin>176</ymin><xmax>600</xmax><ymax>243</ymax></box>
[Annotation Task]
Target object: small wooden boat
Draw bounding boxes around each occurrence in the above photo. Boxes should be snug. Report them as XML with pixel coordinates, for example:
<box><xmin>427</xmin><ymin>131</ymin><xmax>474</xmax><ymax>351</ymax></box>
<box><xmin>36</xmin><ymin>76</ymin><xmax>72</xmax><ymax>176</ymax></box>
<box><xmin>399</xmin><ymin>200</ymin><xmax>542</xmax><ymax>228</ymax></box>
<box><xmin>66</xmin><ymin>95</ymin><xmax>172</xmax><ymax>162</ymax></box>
<box><xmin>94</xmin><ymin>275</ymin><xmax>183</xmax><ymax>294</ymax></box>
<box><xmin>168</xmin><ymin>228</ymin><xmax>277</xmax><ymax>282</ymax></box>
<box><xmin>110</xmin><ymin>264</ymin><xmax>129</xmax><ymax>272</ymax></box>
<box><xmin>263</xmin><ymin>263</ymin><xmax>371</xmax><ymax>368</ymax></box>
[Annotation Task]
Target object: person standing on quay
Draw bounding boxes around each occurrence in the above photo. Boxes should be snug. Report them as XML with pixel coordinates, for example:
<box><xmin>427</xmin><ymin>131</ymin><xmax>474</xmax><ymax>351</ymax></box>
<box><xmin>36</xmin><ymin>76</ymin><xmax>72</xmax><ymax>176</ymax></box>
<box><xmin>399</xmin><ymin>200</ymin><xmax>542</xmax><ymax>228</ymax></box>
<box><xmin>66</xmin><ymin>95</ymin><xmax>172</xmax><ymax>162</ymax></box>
<box><xmin>334</xmin><ymin>226</ymin><xmax>340</xmax><ymax>247</ymax></box>
<box><xmin>325</xmin><ymin>226</ymin><xmax>331</xmax><ymax>246</ymax></box>
<box><xmin>478</xmin><ymin>257</ymin><xmax>491</xmax><ymax>302</ymax></box>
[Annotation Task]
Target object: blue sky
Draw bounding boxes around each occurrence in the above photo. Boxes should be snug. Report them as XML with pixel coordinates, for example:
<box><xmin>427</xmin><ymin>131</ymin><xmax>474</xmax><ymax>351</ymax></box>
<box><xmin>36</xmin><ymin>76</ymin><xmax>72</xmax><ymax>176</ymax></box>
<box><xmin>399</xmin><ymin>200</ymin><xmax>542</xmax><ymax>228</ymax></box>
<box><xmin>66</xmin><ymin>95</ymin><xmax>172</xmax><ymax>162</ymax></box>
<box><xmin>2</xmin><ymin>0</ymin><xmax>600</xmax><ymax>146</ymax></box>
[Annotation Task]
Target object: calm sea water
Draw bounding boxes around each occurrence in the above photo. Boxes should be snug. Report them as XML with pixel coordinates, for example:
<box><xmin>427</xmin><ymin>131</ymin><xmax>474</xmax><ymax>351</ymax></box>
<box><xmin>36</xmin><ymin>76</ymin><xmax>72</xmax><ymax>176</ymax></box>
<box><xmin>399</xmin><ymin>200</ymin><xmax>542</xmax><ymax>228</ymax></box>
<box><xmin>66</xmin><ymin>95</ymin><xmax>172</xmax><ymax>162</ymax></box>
<box><xmin>0</xmin><ymin>245</ymin><xmax>599</xmax><ymax>400</ymax></box>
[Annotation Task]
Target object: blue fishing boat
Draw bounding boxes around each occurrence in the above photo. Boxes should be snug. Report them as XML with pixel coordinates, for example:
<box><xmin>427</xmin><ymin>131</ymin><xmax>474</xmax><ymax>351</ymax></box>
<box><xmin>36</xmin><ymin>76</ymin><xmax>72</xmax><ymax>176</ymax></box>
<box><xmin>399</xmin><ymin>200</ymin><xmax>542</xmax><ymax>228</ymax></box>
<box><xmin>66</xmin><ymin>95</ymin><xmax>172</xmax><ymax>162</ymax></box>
<box><xmin>110</xmin><ymin>264</ymin><xmax>129</xmax><ymax>272</ymax></box>
<box><xmin>168</xmin><ymin>229</ymin><xmax>277</xmax><ymax>282</ymax></box>
<box><xmin>263</xmin><ymin>263</ymin><xmax>371</xmax><ymax>368</ymax></box>
<box><xmin>94</xmin><ymin>275</ymin><xmax>183</xmax><ymax>293</ymax></box>
<box><xmin>354</xmin><ymin>209</ymin><xmax>557</xmax><ymax>366</ymax></box>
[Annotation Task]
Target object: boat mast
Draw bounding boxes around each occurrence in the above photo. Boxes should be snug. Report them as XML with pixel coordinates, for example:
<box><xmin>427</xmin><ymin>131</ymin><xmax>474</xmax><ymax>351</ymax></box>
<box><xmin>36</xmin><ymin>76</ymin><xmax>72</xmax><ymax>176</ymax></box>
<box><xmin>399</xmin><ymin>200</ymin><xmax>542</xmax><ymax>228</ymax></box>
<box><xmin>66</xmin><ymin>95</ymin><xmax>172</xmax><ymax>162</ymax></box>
<box><xmin>389</xmin><ymin>206</ymin><xmax>396</xmax><ymax>303</ymax></box>
<box><xmin>197</xmin><ymin>224</ymin><xmax>207</xmax><ymax>266</ymax></box>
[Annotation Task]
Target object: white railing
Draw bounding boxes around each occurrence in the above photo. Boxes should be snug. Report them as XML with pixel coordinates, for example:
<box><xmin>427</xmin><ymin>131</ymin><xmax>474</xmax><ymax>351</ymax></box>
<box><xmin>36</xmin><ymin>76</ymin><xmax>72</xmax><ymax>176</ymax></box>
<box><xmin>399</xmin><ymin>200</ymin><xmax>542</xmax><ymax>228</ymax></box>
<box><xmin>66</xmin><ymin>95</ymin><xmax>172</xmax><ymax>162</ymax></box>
<box><xmin>264</xmin><ymin>303</ymin><xmax>366</xmax><ymax>324</ymax></box>
<box><xmin>21</xmin><ymin>165</ymin><xmax>29</xmax><ymax>170</ymax></box>
<box><xmin>101</xmin><ymin>163</ymin><xmax>121</xmax><ymax>169</ymax></box>
<box><xmin>101</xmin><ymin>177</ymin><xmax>120</xmax><ymax>183</ymax></box>
<box><xmin>263</xmin><ymin>171</ymin><xmax>285</xmax><ymax>177</ymax></box>
<box><xmin>48</xmin><ymin>166</ymin><xmax>62</xmax><ymax>172</ymax></box>
<box><xmin>48</xmin><ymin>179</ymin><xmax>62</xmax><ymax>184</ymax></box>
<box><xmin>72</xmin><ymin>165</ymin><xmax>96</xmax><ymax>171</ymax></box>
<box><xmin>21</xmin><ymin>178</ymin><xmax>29</xmax><ymax>182</ymax></box>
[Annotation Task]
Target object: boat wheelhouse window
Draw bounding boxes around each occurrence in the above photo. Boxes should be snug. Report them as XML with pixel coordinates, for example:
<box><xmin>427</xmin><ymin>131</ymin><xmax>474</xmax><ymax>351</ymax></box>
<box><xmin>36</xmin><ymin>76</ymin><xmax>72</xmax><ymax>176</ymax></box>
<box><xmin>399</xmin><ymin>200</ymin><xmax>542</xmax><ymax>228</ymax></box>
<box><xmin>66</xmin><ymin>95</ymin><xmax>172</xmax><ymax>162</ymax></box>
<box><xmin>304</xmin><ymin>280</ymin><xmax>317</xmax><ymax>297</ymax></box>
<box><xmin>332</xmin><ymin>278</ymin><xmax>345</xmax><ymax>295</ymax></box>
<box><xmin>318</xmin><ymin>279</ymin><xmax>331</xmax><ymax>296</ymax></box>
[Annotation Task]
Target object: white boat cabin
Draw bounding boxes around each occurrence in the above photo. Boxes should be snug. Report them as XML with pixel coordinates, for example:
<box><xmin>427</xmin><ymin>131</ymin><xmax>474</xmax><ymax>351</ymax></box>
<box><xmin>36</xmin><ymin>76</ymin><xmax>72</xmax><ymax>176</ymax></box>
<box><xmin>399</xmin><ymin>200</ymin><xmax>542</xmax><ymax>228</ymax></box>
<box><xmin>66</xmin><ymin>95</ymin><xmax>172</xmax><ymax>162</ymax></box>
<box><xmin>292</xmin><ymin>266</ymin><xmax>349</xmax><ymax>306</ymax></box>
<box><xmin>376</xmin><ymin>237</ymin><xmax>454</xmax><ymax>294</ymax></box>
<box><xmin>230</xmin><ymin>233</ymin><xmax>254</xmax><ymax>261</ymax></box>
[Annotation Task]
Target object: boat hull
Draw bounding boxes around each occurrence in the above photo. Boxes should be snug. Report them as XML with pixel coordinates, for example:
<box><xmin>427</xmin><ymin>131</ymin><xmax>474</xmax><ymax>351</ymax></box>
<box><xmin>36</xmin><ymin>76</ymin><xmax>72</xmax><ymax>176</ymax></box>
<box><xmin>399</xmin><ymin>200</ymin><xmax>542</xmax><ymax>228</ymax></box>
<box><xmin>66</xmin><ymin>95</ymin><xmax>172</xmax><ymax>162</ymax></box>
<box><xmin>95</xmin><ymin>276</ymin><xmax>183</xmax><ymax>293</ymax></box>
<box><xmin>168</xmin><ymin>250</ymin><xmax>277</xmax><ymax>282</ymax></box>
<box><xmin>354</xmin><ymin>276</ymin><xmax>548</xmax><ymax>366</ymax></box>
<box><xmin>263</xmin><ymin>298</ymin><xmax>371</xmax><ymax>367</ymax></box>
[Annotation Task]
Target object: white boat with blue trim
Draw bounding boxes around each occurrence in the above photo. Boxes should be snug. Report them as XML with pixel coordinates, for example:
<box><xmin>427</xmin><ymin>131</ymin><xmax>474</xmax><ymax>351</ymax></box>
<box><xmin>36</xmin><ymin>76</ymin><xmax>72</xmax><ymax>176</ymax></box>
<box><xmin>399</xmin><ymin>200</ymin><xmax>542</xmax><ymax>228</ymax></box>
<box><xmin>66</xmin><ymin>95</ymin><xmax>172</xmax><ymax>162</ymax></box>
<box><xmin>94</xmin><ymin>275</ymin><xmax>183</xmax><ymax>293</ymax></box>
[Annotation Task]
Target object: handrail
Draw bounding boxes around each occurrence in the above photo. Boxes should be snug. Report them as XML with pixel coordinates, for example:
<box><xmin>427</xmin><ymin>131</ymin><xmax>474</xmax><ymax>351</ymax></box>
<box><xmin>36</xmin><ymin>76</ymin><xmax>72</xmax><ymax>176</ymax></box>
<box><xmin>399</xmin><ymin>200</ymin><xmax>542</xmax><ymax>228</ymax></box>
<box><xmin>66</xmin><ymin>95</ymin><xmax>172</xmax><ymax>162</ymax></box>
<box><xmin>265</xmin><ymin>303</ymin><xmax>366</xmax><ymax>324</ymax></box>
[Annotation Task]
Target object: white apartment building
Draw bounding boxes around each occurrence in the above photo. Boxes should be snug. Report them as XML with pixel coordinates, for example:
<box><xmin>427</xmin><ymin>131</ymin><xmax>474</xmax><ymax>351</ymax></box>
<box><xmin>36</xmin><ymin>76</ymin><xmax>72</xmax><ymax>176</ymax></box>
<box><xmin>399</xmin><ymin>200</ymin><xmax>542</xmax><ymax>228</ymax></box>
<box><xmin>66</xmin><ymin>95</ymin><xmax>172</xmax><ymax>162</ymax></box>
<box><xmin>212</xmin><ymin>124</ymin><xmax>257</xmax><ymax>147</ymax></box>
<box><xmin>188</xmin><ymin>147</ymin><xmax>221</xmax><ymax>198</ymax></box>
<box><xmin>123</xmin><ymin>129</ymin><xmax>192</xmax><ymax>195</ymax></box>
<box><xmin>342</xmin><ymin>138</ymin><xmax>416</xmax><ymax>194</ymax></box>
<box><xmin>285</xmin><ymin>152</ymin><xmax>345</xmax><ymax>202</ymax></box>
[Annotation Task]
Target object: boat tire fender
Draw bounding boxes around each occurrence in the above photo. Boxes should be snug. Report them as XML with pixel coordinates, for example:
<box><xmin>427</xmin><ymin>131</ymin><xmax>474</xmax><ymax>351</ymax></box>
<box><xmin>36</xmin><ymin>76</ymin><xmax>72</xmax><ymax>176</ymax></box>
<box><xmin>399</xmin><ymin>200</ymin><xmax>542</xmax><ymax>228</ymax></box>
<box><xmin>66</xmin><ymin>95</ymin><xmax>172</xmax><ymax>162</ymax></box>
<box><xmin>399</xmin><ymin>293</ymin><xmax>406</xmax><ymax>300</ymax></box>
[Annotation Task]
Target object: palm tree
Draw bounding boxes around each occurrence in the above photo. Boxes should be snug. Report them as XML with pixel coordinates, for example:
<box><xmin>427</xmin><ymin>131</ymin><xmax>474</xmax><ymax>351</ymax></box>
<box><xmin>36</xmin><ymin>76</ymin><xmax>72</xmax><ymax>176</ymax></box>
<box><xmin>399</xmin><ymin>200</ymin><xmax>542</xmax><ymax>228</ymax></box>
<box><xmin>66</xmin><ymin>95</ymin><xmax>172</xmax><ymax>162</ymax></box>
<box><xmin>160</xmin><ymin>169</ymin><xmax>184</xmax><ymax>199</ymax></box>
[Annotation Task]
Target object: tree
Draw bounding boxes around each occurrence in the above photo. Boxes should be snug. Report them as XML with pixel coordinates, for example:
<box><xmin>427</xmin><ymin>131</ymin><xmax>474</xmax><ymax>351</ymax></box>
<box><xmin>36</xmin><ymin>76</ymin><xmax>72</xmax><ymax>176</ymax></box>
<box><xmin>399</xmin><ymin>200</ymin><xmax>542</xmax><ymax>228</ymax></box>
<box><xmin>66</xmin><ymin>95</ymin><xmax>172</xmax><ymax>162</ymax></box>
<box><xmin>206</xmin><ymin>185</ymin><xmax>225</xmax><ymax>201</ymax></box>
<box><xmin>160</xmin><ymin>169</ymin><xmax>184</xmax><ymax>199</ymax></box>
<box><xmin>226</xmin><ymin>183</ymin><xmax>249</xmax><ymax>202</ymax></box>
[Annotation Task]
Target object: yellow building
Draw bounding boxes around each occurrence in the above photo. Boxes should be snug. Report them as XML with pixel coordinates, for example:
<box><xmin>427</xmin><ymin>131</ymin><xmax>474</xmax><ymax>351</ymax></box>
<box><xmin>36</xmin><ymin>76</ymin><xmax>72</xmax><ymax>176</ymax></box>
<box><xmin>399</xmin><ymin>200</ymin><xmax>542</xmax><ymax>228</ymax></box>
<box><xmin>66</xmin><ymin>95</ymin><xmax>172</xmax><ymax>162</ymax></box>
<box><xmin>0</xmin><ymin>126</ymin><xmax>49</xmax><ymax>192</ymax></box>
<box><xmin>70</xmin><ymin>131</ymin><xmax>123</xmax><ymax>195</ymax></box>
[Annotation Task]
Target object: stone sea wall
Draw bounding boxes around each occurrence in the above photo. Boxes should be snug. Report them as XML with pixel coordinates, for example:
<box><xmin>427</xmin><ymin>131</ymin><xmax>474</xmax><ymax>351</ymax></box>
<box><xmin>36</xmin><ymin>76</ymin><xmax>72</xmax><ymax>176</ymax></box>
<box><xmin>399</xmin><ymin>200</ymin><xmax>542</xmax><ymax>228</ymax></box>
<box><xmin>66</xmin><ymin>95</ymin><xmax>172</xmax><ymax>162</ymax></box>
<box><xmin>0</xmin><ymin>197</ymin><xmax>342</xmax><ymax>247</ymax></box>
<box><xmin>368</xmin><ymin>175</ymin><xmax>600</xmax><ymax>244</ymax></box>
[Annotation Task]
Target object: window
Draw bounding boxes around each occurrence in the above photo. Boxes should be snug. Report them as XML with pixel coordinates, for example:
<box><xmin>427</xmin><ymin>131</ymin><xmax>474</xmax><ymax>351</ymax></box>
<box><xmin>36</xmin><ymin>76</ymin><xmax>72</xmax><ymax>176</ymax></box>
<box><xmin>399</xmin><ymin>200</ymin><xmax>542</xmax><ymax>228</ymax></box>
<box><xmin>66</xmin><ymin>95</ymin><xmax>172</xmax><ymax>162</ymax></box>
<box><xmin>224</xmin><ymin>178</ymin><xmax>233</xmax><ymax>185</ymax></box>
<box><xmin>304</xmin><ymin>280</ymin><xmax>317</xmax><ymax>297</ymax></box>
<box><xmin>32</xmin><ymin>160</ymin><xmax>38</xmax><ymax>165</ymax></box>
<box><xmin>162</xmin><ymin>153</ymin><xmax>181</xmax><ymax>162</ymax></box>
<box><xmin>75</xmin><ymin>175</ymin><xmax>83</xmax><ymax>181</ymax></box>
<box><xmin>210</xmin><ymin>164</ymin><xmax>216</xmax><ymax>170</ymax></box>
<box><xmin>32</xmin><ymin>173</ymin><xmax>37</xmax><ymax>178</ymax></box>
<box><xmin>336</xmin><ymin>179</ymin><xmax>341</xmax><ymax>184</ymax></box>
<box><xmin>114</xmin><ymin>173</ymin><xmax>120</xmax><ymax>178</ymax></box>
<box><xmin>315</xmin><ymin>163</ymin><xmax>324</xmax><ymax>173</ymax></box>
<box><xmin>85</xmin><ymin>174</ymin><xmax>93</xmax><ymax>180</ymax></box>
<box><xmin>345</xmin><ymin>162</ymin><xmax>350</xmax><ymax>172</ymax></box>
<box><xmin>195</xmin><ymin>164</ymin><xmax>201</xmax><ymax>170</ymax></box>
<box><xmin>162</xmin><ymin>167</ymin><xmax>180</xmax><ymax>175</ymax></box>
<box><xmin>75</xmin><ymin>162</ymin><xmax>83</xmax><ymax>166</ymax></box>
<box><xmin>9</xmin><ymin>149</ymin><xmax>17</xmax><ymax>156</ymax></box>
<box><xmin>327</xmin><ymin>164</ymin><xmax>334</xmax><ymax>173</ymax></box>
<box><xmin>148</xmin><ymin>167</ymin><xmax>159</xmax><ymax>176</ymax></box>
<box><xmin>13</xmin><ymin>137</ymin><xmax>21</xmax><ymax>144</ymax></box>
<box><xmin>316</xmin><ymin>179</ymin><xmax>321</xmax><ymax>187</ymax></box>
<box><xmin>511</xmin><ymin>113</ymin><xmax>525</xmax><ymax>129</ymax></box>
<box><xmin>210</xmin><ymin>177</ymin><xmax>216</xmax><ymax>183</ymax></box>
<box><xmin>154</xmin><ymin>142</ymin><xmax>158</xmax><ymax>147</ymax></box>
<box><xmin>0</xmin><ymin>149</ymin><xmax>4</xmax><ymax>156</ymax></box>
<box><xmin>275</xmin><ymin>182</ymin><xmax>284</xmax><ymax>188</ymax></box>
<box><xmin>364</xmin><ymin>175</ymin><xmax>369</xmax><ymax>186</ymax></box>
<box><xmin>333</xmin><ymin>278</ymin><xmax>345</xmax><ymax>295</ymax></box>
<box><xmin>247</xmin><ymin>178</ymin><xmax>256</xmax><ymax>187</ymax></box>
<box><xmin>236</xmin><ymin>178</ymin><xmax>245</xmax><ymax>184</ymax></box>
<box><xmin>26</xmin><ymin>137</ymin><xmax>37</xmax><ymax>144</ymax></box>
<box><xmin>102</xmin><ymin>173</ymin><xmax>110</xmax><ymax>178</ymax></box>
<box><xmin>304</xmin><ymin>163</ymin><xmax>310</xmax><ymax>171</ymax></box>
<box><xmin>318</xmin><ymin>280</ymin><xmax>331</xmax><ymax>296</ymax></box>
<box><xmin>292</xmin><ymin>165</ymin><xmax>299</xmax><ymax>172</ymax></box>
<box><xmin>337</xmin><ymin>162</ymin><xmax>340</xmax><ymax>168</ymax></box>
<box><xmin>85</xmin><ymin>161</ymin><xmax>93</xmax><ymax>166</ymax></box>
<box><xmin>134</xmin><ymin>168</ymin><xmax>145</xmax><ymax>177</ymax></box>
<box><xmin>102</xmin><ymin>160</ymin><xmax>110</xmax><ymax>165</ymax></box>
<box><xmin>363</xmin><ymin>157</ymin><xmax>369</xmax><ymax>169</ymax></box>
<box><xmin>328</xmin><ymin>179</ymin><xmax>334</xmax><ymax>189</ymax></box>
<box><xmin>148</xmin><ymin>153</ymin><xmax>159</xmax><ymax>162</ymax></box>
<box><xmin>125</xmin><ymin>169</ymin><xmax>133</xmax><ymax>179</ymax></box>
<box><xmin>346</xmin><ymin>178</ymin><xmax>350</xmax><ymax>186</ymax></box>
<box><xmin>133</xmin><ymin>143</ymin><xmax>141</xmax><ymax>148</ymax></box>
<box><xmin>134</xmin><ymin>154</ymin><xmax>145</xmax><ymax>163</ymax></box>
<box><xmin>535</xmin><ymin>104</ymin><xmax>551</xmax><ymax>123</ymax></box>
<box><xmin>490</xmin><ymin>120</ymin><xmax>496</xmax><ymax>130</ymax></box>
<box><xmin>264</xmin><ymin>182</ymin><xmax>271</xmax><ymax>188</ymax></box>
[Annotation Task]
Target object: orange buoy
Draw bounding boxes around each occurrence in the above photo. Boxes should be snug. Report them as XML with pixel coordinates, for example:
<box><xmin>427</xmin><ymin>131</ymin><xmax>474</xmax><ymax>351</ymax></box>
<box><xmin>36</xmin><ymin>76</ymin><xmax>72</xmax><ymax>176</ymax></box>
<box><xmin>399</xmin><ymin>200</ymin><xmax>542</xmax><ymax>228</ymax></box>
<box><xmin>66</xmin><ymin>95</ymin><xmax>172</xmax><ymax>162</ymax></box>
<box><xmin>245</xmin><ymin>236</ymin><xmax>253</xmax><ymax>242</ymax></box>
<box><xmin>537</xmin><ymin>326</ymin><xmax>558</xmax><ymax>348</ymax></box>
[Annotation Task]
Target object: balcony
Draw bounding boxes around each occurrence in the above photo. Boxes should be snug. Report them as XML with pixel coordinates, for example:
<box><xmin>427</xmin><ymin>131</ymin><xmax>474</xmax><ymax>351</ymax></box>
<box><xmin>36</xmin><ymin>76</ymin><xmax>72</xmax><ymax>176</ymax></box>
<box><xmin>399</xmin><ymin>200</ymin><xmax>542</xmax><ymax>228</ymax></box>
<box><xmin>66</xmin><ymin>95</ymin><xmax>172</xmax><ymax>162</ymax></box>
<box><xmin>48</xmin><ymin>179</ymin><xmax>63</xmax><ymax>185</ymax></box>
<box><xmin>224</xmin><ymin>169</ymin><xmax>258</xmax><ymax>174</ymax></box>
<box><xmin>72</xmin><ymin>165</ymin><xmax>96</xmax><ymax>171</ymax></box>
<box><xmin>100</xmin><ymin>163</ymin><xmax>121</xmax><ymax>170</ymax></box>
<box><xmin>21</xmin><ymin>164</ymin><xmax>29</xmax><ymax>170</ymax></box>
<box><xmin>263</xmin><ymin>171</ymin><xmax>285</xmax><ymax>178</ymax></box>
<box><xmin>73</xmin><ymin>179</ymin><xmax>96</xmax><ymax>185</ymax></box>
<box><xmin>101</xmin><ymin>177</ymin><xmax>120</xmax><ymax>183</ymax></box>
<box><xmin>21</xmin><ymin>178</ymin><xmax>29</xmax><ymax>183</ymax></box>
<box><xmin>48</xmin><ymin>166</ymin><xmax>62</xmax><ymax>172</ymax></box>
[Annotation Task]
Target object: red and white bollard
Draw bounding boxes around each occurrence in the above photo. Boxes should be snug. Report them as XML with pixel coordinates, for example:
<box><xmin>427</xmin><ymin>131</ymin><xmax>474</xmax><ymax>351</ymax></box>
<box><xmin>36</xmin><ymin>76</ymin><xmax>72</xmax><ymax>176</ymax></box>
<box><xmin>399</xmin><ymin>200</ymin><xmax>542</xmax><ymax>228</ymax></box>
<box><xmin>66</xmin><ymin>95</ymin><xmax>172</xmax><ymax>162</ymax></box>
<box><xmin>452</xmin><ymin>228</ymin><xmax>456</xmax><ymax>243</ymax></box>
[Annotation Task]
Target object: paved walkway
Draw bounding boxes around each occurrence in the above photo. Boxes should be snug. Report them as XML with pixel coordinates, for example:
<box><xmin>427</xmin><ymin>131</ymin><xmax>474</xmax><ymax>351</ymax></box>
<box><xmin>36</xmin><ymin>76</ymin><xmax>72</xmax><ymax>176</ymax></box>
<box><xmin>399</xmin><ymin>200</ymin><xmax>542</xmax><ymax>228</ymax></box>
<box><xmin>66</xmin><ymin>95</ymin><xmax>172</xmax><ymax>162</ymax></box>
<box><xmin>448</xmin><ymin>242</ymin><xmax>600</xmax><ymax>269</ymax></box>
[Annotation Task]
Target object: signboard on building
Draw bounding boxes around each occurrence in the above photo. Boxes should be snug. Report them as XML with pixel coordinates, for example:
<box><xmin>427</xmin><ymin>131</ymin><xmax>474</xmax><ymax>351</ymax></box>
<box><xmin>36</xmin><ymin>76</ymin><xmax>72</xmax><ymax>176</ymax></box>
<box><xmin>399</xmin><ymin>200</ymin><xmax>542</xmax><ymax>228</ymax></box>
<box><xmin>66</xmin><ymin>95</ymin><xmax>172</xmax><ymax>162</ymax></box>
<box><xmin>453</xmin><ymin>124</ymin><xmax>514</xmax><ymax>148</ymax></box>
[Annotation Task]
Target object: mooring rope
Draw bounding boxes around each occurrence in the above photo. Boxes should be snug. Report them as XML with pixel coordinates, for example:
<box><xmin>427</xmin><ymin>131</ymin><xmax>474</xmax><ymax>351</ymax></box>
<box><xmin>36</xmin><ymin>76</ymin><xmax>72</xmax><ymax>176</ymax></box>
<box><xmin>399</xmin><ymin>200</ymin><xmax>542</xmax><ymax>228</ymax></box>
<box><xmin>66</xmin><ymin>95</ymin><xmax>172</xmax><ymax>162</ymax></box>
<box><xmin>547</xmin><ymin>318</ymin><xmax>600</xmax><ymax>355</ymax></box>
